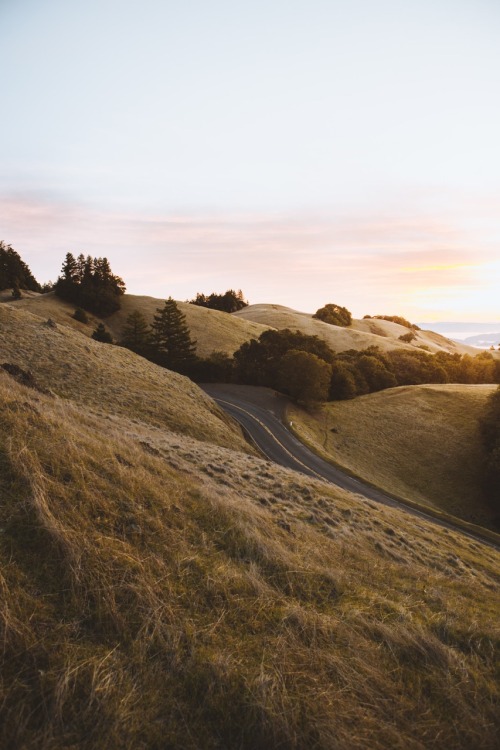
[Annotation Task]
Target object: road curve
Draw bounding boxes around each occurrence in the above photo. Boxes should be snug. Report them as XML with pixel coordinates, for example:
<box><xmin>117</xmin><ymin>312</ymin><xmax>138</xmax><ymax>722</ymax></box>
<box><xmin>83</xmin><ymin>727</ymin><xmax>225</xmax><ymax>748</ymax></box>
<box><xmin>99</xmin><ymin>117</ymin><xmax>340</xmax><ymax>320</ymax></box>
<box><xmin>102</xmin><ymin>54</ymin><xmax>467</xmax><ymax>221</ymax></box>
<box><xmin>203</xmin><ymin>384</ymin><xmax>500</xmax><ymax>551</ymax></box>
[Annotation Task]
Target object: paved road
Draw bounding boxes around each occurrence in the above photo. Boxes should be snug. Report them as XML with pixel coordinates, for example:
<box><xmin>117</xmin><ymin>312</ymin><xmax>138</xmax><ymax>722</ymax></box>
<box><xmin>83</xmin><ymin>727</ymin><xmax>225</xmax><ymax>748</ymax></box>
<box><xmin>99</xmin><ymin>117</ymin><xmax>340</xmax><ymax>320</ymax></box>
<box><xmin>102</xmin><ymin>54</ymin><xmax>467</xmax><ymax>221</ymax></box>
<box><xmin>203</xmin><ymin>384</ymin><xmax>500</xmax><ymax>551</ymax></box>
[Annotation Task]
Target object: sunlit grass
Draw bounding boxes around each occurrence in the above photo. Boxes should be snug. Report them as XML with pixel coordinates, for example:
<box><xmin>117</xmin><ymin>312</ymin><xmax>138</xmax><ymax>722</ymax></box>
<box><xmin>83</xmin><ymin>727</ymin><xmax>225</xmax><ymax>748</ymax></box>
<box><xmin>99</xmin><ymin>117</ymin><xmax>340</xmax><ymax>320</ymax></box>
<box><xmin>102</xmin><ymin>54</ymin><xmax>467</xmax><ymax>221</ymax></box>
<box><xmin>288</xmin><ymin>384</ymin><xmax>498</xmax><ymax>530</ymax></box>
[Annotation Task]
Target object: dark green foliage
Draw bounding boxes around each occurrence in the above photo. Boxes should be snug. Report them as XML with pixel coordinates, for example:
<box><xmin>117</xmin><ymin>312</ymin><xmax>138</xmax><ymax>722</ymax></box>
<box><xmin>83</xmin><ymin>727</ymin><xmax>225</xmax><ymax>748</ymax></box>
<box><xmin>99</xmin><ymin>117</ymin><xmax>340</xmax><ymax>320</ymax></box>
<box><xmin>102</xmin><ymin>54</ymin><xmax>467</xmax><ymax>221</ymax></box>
<box><xmin>313</xmin><ymin>303</ymin><xmax>352</xmax><ymax>327</ymax></box>
<box><xmin>365</xmin><ymin>314</ymin><xmax>420</xmax><ymax>330</ymax></box>
<box><xmin>150</xmin><ymin>297</ymin><xmax>197</xmax><ymax>374</ymax></box>
<box><xmin>277</xmin><ymin>350</ymin><xmax>332</xmax><ymax>404</ymax></box>
<box><xmin>0</xmin><ymin>241</ymin><xmax>41</xmax><ymax>292</ymax></box>
<box><xmin>190</xmin><ymin>289</ymin><xmax>248</xmax><ymax>313</ymax></box>
<box><xmin>72</xmin><ymin>308</ymin><xmax>89</xmax><ymax>324</ymax></box>
<box><xmin>54</xmin><ymin>253</ymin><xmax>125</xmax><ymax>316</ymax></box>
<box><xmin>11</xmin><ymin>282</ymin><xmax>21</xmax><ymax>300</ymax></box>
<box><xmin>120</xmin><ymin>310</ymin><xmax>152</xmax><ymax>357</ymax></box>
<box><xmin>479</xmin><ymin>386</ymin><xmax>500</xmax><ymax>511</ymax></box>
<box><xmin>329</xmin><ymin>362</ymin><xmax>358</xmax><ymax>400</ymax></box>
<box><xmin>234</xmin><ymin>329</ymin><xmax>335</xmax><ymax>388</ymax></box>
<box><xmin>357</xmin><ymin>354</ymin><xmax>398</xmax><ymax>391</ymax></box>
<box><xmin>91</xmin><ymin>323</ymin><xmax>113</xmax><ymax>343</ymax></box>
<box><xmin>191</xmin><ymin>351</ymin><xmax>235</xmax><ymax>383</ymax></box>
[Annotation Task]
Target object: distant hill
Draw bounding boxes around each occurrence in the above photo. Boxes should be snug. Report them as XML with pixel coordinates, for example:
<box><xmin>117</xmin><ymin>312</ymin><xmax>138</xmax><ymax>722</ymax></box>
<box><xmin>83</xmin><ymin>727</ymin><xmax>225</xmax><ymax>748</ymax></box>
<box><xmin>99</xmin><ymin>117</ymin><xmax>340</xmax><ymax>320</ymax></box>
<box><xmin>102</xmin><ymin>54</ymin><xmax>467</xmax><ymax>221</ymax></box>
<box><xmin>419</xmin><ymin>321</ymin><xmax>500</xmax><ymax>345</ymax></box>
<box><xmin>234</xmin><ymin>303</ymin><xmax>482</xmax><ymax>356</ymax></box>
<box><xmin>461</xmin><ymin>332</ymin><xmax>500</xmax><ymax>348</ymax></box>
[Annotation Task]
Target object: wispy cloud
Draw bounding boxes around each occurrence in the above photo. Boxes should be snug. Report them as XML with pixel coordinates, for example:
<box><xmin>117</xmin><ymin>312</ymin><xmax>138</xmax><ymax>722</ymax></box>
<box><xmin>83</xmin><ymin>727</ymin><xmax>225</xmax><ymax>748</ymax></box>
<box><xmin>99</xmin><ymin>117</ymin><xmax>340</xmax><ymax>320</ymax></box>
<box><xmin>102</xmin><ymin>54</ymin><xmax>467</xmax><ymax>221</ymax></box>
<box><xmin>1</xmin><ymin>194</ymin><xmax>498</xmax><ymax>321</ymax></box>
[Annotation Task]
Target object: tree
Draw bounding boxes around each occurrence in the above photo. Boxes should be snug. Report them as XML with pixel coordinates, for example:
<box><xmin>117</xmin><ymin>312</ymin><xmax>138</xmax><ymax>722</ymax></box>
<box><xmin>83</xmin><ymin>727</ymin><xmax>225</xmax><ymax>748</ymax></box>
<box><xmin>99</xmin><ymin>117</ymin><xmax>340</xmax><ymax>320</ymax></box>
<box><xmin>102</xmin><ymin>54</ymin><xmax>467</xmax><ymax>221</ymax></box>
<box><xmin>234</xmin><ymin>328</ymin><xmax>335</xmax><ymax>388</ymax></box>
<box><xmin>54</xmin><ymin>253</ymin><xmax>126</xmax><ymax>316</ymax></box>
<box><xmin>313</xmin><ymin>303</ymin><xmax>352</xmax><ymax>327</ymax></box>
<box><xmin>0</xmin><ymin>241</ymin><xmax>41</xmax><ymax>292</ymax></box>
<box><xmin>329</xmin><ymin>362</ymin><xmax>358</xmax><ymax>400</ymax></box>
<box><xmin>120</xmin><ymin>310</ymin><xmax>152</xmax><ymax>357</ymax></box>
<box><xmin>189</xmin><ymin>289</ymin><xmax>248</xmax><ymax>312</ymax></box>
<box><xmin>277</xmin><ymin>350</ymin><xmax>332</xmax><ymax>405</ymax></box>
<box><xmin>150</xmin><ymin>298</ymin><xmax>197</xmax><ymax>373</ymax></box>
<box><xmin>91</xmin><ymin>323</ymin><xmax>113</xmax><ymax>343</ymax></box>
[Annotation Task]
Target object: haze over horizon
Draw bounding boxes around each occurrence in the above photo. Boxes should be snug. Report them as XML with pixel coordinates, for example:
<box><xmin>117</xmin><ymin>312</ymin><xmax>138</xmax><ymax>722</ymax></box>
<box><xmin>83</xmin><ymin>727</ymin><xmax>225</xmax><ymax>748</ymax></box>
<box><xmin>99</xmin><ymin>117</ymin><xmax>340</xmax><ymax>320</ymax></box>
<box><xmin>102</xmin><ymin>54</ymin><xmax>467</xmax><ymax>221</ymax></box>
<box><xmin>1</xmin><ymin>0</ymin><xmax>499</xmax><ymax>322</ymax></box>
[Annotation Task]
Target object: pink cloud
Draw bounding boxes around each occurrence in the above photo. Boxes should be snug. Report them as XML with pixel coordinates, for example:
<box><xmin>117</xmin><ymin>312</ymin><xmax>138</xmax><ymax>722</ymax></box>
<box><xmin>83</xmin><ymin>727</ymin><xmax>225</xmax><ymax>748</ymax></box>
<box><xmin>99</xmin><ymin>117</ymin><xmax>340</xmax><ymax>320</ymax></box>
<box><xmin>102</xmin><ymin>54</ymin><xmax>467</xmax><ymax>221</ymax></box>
<box><xmin>1</xmin><ymin>194</ymin><xmax>498</xmax><ymax>320</ymax></box>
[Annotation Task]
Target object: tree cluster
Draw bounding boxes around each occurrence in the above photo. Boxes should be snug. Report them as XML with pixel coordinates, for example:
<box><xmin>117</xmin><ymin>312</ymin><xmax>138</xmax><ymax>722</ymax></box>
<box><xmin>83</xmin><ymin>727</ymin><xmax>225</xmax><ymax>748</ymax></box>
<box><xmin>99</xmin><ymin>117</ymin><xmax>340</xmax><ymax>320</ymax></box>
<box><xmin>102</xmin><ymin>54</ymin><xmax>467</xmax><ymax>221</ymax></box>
<box><xmin>0</xmin><ymin>241</ymin><xmax>41</xmax><ymax>294</ymax></box>
<box><xmin>231</xmin><ymin>329</ymin><xmax>500</xmax><ymax>405</ymax></box>
<box><xmin>189</xmin><ymin>289</ymin><xmax>248</xmax><ymax>313</ymax></box>
<box><xmin>479</xmin><ymin>386</ymin><xmax>500</xmax><ymax>514</ymax></box>
<box><xmin>313</xmin><ymin>303</ymin><xmax>352</xmax><ymax>327</ymax></box>
<box><xmin>54</xmin><ymin>253</ymin><xmax>126</xmax><ymax>316</ymax></box>
<box><xmin>120</xmin><ymin>298</ymin><xmax>197</xmax><ymax>375</ymax></box>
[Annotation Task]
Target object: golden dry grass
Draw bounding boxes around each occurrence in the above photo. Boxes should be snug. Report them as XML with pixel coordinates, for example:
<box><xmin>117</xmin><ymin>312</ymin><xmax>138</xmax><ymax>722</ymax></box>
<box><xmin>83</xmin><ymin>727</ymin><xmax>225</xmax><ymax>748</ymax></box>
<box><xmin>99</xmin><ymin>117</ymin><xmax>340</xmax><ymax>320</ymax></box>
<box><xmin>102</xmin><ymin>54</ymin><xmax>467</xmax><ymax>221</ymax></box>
<box><xmin>234</xmin><ymin>304</ymin><xmax>481</xmax><ymax>355</ymax></box>
<box><xmin>1</xmin><ymin>369</ymin><xmax>500</xmax><ymax>749</ymax></box>
<box><xmin>0</xmin><ymin>304</ymin><xmax>248</xmax><ymax>450</ymax></box>
<box><xmin>5</xmin><ymin>291</ymin><xmax>271</xmax><ymax>357</ymax></box>
<box><xmin>288</xmin><ymin>384</ymin><xmax>499</xmax><ymax>530</ymax></box>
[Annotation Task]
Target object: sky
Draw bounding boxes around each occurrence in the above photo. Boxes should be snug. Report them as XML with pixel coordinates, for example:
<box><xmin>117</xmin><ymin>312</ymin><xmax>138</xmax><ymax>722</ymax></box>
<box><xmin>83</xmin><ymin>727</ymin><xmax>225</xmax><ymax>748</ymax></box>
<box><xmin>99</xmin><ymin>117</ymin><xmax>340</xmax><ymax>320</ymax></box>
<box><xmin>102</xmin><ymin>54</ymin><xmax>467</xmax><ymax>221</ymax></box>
<box><xmin>1</xmin><ymin>0</ymin><xmax>499</xmax><ymax>321</ymax></box>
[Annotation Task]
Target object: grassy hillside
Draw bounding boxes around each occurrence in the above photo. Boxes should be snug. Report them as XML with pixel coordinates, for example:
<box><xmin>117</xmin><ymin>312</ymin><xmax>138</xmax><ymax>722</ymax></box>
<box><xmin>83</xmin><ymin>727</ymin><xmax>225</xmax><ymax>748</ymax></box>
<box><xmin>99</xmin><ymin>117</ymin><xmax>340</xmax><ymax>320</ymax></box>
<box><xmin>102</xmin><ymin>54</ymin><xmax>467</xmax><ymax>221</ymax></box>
<box><xmin>1</xmin><ymin>366</ymin><xmax>500</xmax><ymax>749</ymax></box>
<box><xmin>234</xmin><ymin>304</ymin><xmax>482</xmax><ymax>356</ymax></box>
<box><xmin>0</xmin><ymin>305</ymin><xmax>247</xmax><ymax>450</ymax></box>
<box><xmin>288</xmin><ymin>384</ymin><xmax>498</xmax><ymax>530</ymax></box>
<box><xmin>4</xmin><ymin>291</ymin><xmax>271</xmax><ymax>357</ymax></box>
<box><xmin>0</xmin><ymin>304</ymin><xmax>500</xmax><ymax>748</ymax></box>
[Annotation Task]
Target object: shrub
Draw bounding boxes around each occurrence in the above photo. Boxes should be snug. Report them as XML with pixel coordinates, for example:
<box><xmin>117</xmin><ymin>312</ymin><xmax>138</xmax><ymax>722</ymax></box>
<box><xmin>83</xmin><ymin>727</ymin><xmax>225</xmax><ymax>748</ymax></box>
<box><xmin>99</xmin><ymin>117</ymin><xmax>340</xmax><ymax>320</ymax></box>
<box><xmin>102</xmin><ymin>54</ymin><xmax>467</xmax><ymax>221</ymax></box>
<box><xmin>91</xmin><ymin>323</ymin><xmax>113</xmax><ymax>343</ymax></box>
<box><xmin>73</xmin><ymin>308</ymin><xmax>89</xmax><ymax>324</ymax></box>
<box><xmin>399</xmin><ymin>331</ymin><xmax>416</xmax><ymax>343</ymax></box>
<box><xmin>313</xmin><ymin>303</ymin><xmax>352</xmax><ymax>327</ymax></box>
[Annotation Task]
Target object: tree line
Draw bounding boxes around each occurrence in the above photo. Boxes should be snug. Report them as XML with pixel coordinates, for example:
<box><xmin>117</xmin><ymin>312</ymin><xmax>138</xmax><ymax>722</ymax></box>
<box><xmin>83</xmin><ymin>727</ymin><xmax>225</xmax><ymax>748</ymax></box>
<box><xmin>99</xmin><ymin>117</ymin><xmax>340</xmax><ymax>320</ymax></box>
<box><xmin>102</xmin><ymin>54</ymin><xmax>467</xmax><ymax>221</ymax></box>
<box><xmin>54</xmin><ymin>253</ymin><xmax>126</xmax><ymax>316</ymax></box>
<box><xmin>0</xmin><ymin>241</ymin><xmax>41</xmax><ymax>296</ymax></box>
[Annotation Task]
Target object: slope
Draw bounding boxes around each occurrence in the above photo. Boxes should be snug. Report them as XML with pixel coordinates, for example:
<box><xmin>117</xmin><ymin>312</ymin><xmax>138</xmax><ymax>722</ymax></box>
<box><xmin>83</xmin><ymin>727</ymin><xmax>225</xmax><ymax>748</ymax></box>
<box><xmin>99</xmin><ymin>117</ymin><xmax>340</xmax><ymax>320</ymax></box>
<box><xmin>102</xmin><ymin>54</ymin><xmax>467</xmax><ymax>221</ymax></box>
<box><xmin>234</xmin><ymin>303</ymin><xmax>482</xmax><ymax>355</ymax></box>
<box><xmin>288</xmin><ymin>384</ymin><xmax>498</xmax><ymax>530</ymax></box>
<box><xmin>0</xmin><ymin>304</ymin><xmax>247</xmax><ymax>450</ymax></box>
<box><xmin>4</xmin><ymin>291</ymin><xmax>271</xmax><ymax>357</ymax></box>
<box><xmin>1</xmin><ymin>362</ymin><xmax>500</xmax><ymax>749</ymax></box>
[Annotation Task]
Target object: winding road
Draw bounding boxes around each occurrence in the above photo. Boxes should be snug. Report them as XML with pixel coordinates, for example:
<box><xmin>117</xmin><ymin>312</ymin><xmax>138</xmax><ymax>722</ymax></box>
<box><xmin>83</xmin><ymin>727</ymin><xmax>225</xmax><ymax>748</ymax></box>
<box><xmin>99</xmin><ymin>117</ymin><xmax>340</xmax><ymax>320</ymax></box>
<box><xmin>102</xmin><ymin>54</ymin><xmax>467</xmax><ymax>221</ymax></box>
<box><xmin>203</xmin><ymin>383</ymin><xmax>500</xmax><ymax>551</ymax></box>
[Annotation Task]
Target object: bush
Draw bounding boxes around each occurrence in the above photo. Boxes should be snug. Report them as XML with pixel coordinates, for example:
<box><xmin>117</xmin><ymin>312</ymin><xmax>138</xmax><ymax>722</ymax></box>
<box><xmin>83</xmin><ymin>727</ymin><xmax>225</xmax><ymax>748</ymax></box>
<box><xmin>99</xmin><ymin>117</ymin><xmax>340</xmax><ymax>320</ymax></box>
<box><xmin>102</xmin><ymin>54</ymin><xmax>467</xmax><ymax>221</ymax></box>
<box><xmin>313</xmin><ymin>304</ymin><xmax>352</xmax><ymax>327</ymax></box>
<box><xmin>73</xmin><ymin>308</ymin><xmax>89</xmax><ymax>324</ymax></box>
<box><xmin>277</xmin><ymin>350</ymin><xmax>332</xmax><ymax>404</ymax></box>
<box><xmin>91</xmin><ymin>323</ymin><xmax>113</xmax><ymax>343</ymax></box>
<box><xmin>399</xmin><ymin>331</ymin><xmax>416</xmax><ymax>343</ymax></box>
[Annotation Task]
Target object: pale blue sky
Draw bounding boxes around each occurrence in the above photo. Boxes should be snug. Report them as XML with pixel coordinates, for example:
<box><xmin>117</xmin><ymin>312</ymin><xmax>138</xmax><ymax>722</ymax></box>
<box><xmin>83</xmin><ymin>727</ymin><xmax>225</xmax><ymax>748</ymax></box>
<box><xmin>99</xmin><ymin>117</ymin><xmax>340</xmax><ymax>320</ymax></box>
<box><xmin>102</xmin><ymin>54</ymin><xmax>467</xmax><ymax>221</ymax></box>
<box><xmin>1</xmin><ymin>0</ymin><xmax>499</xmax><ymax>319</ymax></box>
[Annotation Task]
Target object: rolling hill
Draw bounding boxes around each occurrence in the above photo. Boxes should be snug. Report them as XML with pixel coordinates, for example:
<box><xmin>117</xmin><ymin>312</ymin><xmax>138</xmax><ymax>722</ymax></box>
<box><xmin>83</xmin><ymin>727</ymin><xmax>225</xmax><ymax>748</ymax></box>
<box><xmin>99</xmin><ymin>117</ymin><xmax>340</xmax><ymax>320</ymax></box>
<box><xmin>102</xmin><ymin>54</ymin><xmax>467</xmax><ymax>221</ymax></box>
<box><xmin>1</xmin><ymin>293</ymin><xmax>500</xmax><ymax>748</ymax></box>
<box><xmin>7</xmin><ymin>292</ymin><xmax>489</xmax><ymax>359</ymax></box>
<box><xmin>287</xmin><ymin>384</ymin><xmax>499</xmax><ymax>531</ymax></box>
<box><xmin>234</xmin><ymin>303</ymin><xmax>484</xmax><ymax>356</ymax></box>
<box><xmin>4</xmin><ymin>291</ymin><xmax>271</xmax><ymax>358</ymax></box>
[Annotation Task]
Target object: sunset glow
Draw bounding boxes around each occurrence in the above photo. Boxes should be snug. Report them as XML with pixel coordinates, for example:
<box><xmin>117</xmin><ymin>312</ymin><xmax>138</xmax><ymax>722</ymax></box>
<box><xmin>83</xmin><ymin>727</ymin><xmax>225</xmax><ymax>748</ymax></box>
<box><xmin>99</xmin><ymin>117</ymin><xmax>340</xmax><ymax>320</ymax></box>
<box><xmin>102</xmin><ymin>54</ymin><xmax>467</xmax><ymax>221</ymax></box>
<box><xmin>1</xmin><ymin>0</ymin><xmax>499</xmax><ymax>323</ymax></box>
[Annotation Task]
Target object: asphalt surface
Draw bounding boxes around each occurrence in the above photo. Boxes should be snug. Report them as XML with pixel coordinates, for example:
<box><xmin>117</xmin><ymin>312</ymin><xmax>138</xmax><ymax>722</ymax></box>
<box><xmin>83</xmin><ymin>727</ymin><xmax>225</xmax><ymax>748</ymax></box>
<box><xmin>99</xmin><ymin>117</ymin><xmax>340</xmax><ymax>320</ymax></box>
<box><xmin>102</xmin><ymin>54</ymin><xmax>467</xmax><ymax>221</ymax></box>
<box><xmin>202</xmin><ymin>384</ymin><xmax>500</xmax><ymax>551</ymax></box>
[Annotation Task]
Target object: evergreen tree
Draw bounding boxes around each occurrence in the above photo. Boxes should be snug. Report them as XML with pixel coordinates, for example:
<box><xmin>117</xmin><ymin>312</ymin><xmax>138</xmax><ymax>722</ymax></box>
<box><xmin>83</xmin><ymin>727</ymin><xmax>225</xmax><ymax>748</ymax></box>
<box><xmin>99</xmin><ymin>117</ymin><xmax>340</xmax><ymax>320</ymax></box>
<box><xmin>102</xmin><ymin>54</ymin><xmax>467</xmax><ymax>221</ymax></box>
<box><xmin>54</xmin><ymin>253</ymin><xmax>125</xmax><ymax>316</ymax></box>
<box><xmin>150</xmin><ymin>298</ymin><xmax>197</xmax><ymax>373</ymax></box>
<box><xmin>121</xmin><ymin>310</ymin><xmax>152</xmax><ymax>357</ymax></box>
<box><xmin>91</xmin><ymin>322</ymin><xmax>113</xmax><ymax>343</ymax></box>
<box><xmin>189</xmin><ymin>288</ymin><xmax>248</xmax><ymax>312</ymax></box>
<box><xmin>0</xmin><ymin>241</ymin><xmax>41</xmax><ymax>292</ymax></box>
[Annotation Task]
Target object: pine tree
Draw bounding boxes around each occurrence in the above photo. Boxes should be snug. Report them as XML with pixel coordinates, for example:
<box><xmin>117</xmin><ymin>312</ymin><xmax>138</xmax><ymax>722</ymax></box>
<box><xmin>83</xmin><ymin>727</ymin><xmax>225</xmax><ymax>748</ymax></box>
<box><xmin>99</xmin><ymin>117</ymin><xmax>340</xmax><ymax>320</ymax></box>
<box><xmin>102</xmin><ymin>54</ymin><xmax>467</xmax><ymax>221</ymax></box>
<box><xmin>150</xmin><ymin>298</ymin><xmax>197</xmax><ymax>373</ymax></box>
<box><xmin>0</xmin><ymin>241</ymin><xmax>41</xmax><ymax>292</ymax></box>
<box><xmin>121</xmin><ymin>310</ymin><xmax>152</xmax><ymax>357</ymax></box>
